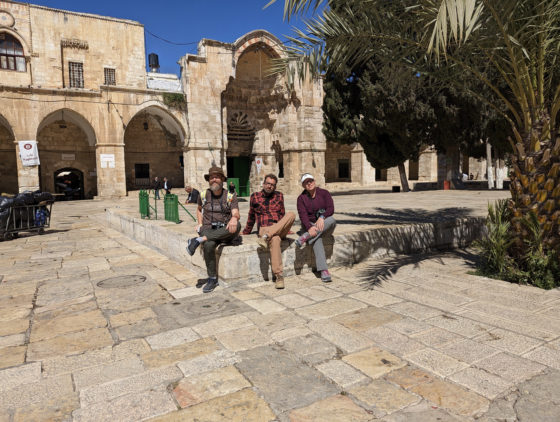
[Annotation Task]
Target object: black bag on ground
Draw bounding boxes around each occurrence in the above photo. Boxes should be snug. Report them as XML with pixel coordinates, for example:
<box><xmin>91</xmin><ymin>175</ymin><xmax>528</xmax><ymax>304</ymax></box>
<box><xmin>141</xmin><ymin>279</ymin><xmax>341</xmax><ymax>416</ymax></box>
<box><xmin>15</xmin><ymin>192</ymin><xmax>35</xmax><ymax>205</ymax></box>
<box><xmin>33</xmin><ymin>191</ymin><xmax>54</xmax><ymax>204</ymax></box>
<box><xmin>0</xmin><ymin>196</ymin><xmax>14</xmax><ymax>212</ymax></box>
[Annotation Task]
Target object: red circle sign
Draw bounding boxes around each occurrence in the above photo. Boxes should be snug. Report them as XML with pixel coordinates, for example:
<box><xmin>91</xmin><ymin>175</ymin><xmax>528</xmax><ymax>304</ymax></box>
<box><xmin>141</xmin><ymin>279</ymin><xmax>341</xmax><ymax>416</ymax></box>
<box><xmin>24</xmin><ymin>144</ymin><xmax>32</xmax><ymax>150</ymax></box>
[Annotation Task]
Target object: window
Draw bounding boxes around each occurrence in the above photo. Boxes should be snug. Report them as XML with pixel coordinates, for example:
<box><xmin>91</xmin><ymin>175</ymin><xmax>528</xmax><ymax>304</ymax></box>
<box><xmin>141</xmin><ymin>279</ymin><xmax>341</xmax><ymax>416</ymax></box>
<box><xmin>104</xmin><ymin>67</ymin><xmax>116</xmax><ymax>85</ymax></box>
<box><xmin>338</xmin><ymin>159</ymin><xmax>350</xmax><ymax>179</ymax></box>
<box><xmin>0</xmin><ymin>33</ymin><xmax>26</xmax><ymax>72</ymax></box>
<box><xmin>68</xmin><ymin>62</ymin><xmax>84</xmax><ymax>88</ymax></box>
<box><xmin>134</xmin><ymin>163</ymin><xmax>150</xmax><ymax>179</ymax></box>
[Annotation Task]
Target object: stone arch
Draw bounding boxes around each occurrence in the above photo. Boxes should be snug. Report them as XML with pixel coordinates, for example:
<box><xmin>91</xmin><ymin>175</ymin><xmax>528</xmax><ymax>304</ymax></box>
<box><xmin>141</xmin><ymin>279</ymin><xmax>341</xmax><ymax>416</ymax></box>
<box><xmin>36</xmin><ymin>109</ymin><xmax>97</xmax><ymax>198</ymax></box>
<box><xmin>224</xmin><ymin>31</ymin><xmax>291</xmax><ymax>195</ymax></box>
<box><xmin>0</xmin><ymin>114</ymin><xmax>17</xmax><ymax>194</ymax></box>
<box><xmin>123</xmin><ymin>105</ymin><xmax>186</xmax><ymax>191</ymax></box>
<box><xmin>233</xmin><ymin>30</ymin><xmax>286</xmax><ymax>64</ymax></box>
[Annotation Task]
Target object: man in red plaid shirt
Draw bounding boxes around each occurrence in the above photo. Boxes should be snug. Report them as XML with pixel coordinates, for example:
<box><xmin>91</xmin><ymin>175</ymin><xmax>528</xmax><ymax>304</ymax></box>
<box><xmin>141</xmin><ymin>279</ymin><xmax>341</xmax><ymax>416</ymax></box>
<box><xmin>242</xmin><ymin>174</ymin><xmax>295</xmax><ymax>289</ymax></box>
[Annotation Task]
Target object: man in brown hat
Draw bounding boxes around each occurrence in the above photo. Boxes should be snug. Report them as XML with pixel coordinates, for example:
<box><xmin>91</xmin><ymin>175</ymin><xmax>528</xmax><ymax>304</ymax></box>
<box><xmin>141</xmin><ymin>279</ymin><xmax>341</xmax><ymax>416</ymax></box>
<box><xmin>186</xmin><ymin>166</ymin><xmax>241</xmax><ymax>293</ymax></box>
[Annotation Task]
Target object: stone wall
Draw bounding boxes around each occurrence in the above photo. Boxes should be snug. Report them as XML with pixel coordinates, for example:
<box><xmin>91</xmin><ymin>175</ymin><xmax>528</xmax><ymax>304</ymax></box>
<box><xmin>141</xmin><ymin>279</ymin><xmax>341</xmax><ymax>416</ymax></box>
<box><xmin>325</xmin><ymin>142</ymin><xmax>352</xmax><ymax>182</ymax></box>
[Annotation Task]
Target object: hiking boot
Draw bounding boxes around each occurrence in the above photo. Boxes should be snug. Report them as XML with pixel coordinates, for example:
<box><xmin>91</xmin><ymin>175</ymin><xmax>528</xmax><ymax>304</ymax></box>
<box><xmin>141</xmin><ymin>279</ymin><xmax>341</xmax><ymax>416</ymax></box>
<box><xmin>275</xmin><ymin>274</ymin><xmax>285</xmax><ymax>289</ymax></box>
<box><xmin>203</xmin><ymin>278</ymin><xmax>219</xmax><ymax>293</ymax></box>
<box><xmin>321</xmin><ymin>270</ymin><xmax>332</xmax><ymax>283</ymax></box>
<box><xmin>186</xmin><ymin>238</ymin><xmax>200</xmax><ymax>256</ymax></box>
<box><xmin>196</xmin><ymin>278</ymin><xmax>208</xmax><ymax>288</ymax></box>
<box><xmin>257</xmin><ymin>234</ymin><xmax>269</xmax><ymax>249</ymax></box>
<box><xmin>295</xmin><ymin>232</ymin><xmax>310</xmax><ymax>248</ymax></box>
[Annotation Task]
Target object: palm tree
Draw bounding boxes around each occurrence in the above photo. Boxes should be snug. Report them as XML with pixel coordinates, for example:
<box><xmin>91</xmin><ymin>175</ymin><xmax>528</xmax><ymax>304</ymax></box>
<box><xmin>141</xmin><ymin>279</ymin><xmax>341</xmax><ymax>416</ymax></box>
<box><xmin>268</xmin><ymin>0</ymin><xmax>560</xmax><ymax>250</ymax></box>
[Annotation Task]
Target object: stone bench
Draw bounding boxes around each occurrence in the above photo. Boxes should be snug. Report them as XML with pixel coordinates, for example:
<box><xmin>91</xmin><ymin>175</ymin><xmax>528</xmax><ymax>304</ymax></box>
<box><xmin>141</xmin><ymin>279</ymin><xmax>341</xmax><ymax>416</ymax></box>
<box><xmin>105</xmin><ymin>209</ymin><xmax>485</xmax><ymax>284</ymax></box>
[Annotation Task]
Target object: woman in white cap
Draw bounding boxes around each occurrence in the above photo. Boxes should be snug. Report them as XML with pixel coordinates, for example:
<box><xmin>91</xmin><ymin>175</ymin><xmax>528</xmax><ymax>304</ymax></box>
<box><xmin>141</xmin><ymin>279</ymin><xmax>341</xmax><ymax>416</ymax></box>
<box><xmin>295</xmin><ymin>173</ymin><xmax>336</xmax><ymax>282</ymax></box>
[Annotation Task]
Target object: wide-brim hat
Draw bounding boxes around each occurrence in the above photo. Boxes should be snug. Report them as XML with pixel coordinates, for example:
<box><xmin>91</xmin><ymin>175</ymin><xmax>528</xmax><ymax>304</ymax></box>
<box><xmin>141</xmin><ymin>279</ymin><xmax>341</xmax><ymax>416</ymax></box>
<box><xmin>204</xmin><ymin>166</ymin><xmax>227</xmax><ymax>181</ymax></box>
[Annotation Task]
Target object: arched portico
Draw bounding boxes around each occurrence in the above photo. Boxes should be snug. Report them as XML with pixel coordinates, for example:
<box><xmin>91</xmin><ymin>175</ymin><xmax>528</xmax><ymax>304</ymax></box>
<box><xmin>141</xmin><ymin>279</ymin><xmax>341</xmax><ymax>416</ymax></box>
<box><xmin>224</xmin><ymin>33</ymin><xmax>291</xmax><ymax>195</ymax></box>
<box><xmin>36</xmin><ymin>109</ymin><xmax>97</xmax><ymax>199</ymax></box>
<box><xmin>124</xmin><ymin>105</ymin><xmax>186</xmax><ymax>191</ymax></box>
<box><xmin>0</xmin><ymin>114</ymin><xmax>18</xmax><ymax>194</ymax></box>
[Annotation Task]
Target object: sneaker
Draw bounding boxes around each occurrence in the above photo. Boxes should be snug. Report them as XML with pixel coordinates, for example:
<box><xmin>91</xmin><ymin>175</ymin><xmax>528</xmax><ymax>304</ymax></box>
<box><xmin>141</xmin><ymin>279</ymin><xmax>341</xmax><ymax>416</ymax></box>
<box><xmin>257</xmin><ymin>234</ymin><xmax>269</xmax><ymax>250</ymax></box>
<box><xmin>196</xmin><ymin>278</ymin><xmax>208</xmax><ymax>288</ymax></box>
<box><xmin>295</xmin><ymin>232</ymin><xmax>310</xmax><ymax>248</ymax></box>
<box><xmin>275</xmin><ymin>274</ymin><xmax>285</xmax><ymax>289</ymax></box>
<box><xmin>203</xmin><ymin>278</ymin><xmax>219</xmax><ymax>293</ymax></box>
<box><xmin>186</xmin><ymin>238</ymin><xmax>200</xmax><ymax>256</ymax></box>
<box><xmin>320</xmin><ymin>270</ymin><xmax>332</xmax><ymax>283</ymax></box>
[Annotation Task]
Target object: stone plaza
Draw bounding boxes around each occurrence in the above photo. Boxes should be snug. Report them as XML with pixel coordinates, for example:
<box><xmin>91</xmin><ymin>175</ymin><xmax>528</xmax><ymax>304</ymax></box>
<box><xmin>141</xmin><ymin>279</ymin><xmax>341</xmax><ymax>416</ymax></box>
<box><xmin>1</xmin><ymin>189</ymin><xmax>559</xmax><ymax>421</ymax></box>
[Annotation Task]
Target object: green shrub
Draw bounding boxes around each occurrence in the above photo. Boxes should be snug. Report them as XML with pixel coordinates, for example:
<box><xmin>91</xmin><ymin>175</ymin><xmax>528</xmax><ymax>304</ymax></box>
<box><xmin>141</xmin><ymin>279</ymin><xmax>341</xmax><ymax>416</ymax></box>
<box><xmin>474</xmin><ymin>199</ymin><xmax>514</xmax><ymax>277</ymax></box>
<box><xmin>475</xmin><ymin>199</ymin><xmax>560</xmax><ymax>289</ymax></box>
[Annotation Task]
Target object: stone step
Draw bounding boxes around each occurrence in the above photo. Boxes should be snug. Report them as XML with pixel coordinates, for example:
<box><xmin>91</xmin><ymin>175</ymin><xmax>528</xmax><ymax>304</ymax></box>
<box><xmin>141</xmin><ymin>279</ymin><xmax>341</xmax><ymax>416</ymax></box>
<box><xmin>104</xmin><ymin>208</ymin><xmax>484</xmax><ymax>284</ymax></box>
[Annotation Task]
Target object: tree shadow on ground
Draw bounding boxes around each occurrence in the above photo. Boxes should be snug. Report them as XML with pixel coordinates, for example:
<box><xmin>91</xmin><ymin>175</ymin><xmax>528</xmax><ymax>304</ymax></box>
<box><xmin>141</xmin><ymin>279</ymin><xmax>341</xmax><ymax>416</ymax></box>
<box><xmin>356</xmin><ymin>248</ymin><xmax>480</xmax><ymax>288</ymax></box>
<box><xmin>336</xmin><ymin>207</ymin><xmax>475</xmax><ymax>226</ymax></box>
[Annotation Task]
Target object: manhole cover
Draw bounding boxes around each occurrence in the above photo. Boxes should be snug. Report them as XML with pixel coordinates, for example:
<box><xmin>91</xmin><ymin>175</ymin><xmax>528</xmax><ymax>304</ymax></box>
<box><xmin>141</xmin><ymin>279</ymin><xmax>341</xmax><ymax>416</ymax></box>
<box><xmin>97</xmin><ymin>275</ymin><xmax>146</xmax><ymax>288</ymax></box>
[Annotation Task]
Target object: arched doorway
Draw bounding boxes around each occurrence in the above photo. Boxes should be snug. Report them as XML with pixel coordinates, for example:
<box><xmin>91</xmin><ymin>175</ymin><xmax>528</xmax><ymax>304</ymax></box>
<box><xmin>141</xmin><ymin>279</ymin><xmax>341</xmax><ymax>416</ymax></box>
<box><xmin>54</xmin><ymin>168</ymin><xmax>84</xmax><ymax>200</ymax></box>
<box><xmin>224</xmin><ymin>40</ymin><xmax>287</xmax><ymax>195</ymax></box>
<box><xmin>0</xmin><ymin>115</ymin><xmax>17</xmax><ymax>195</ymax></box>
<box><xmin>124</xmin><ymin>106</ymin><xmax>185</xmax><ymax>191</ymax></box>
<box><xmin>37</xmin><ymin>109</ymin><xmax>97</xmax><ymax>199</ymax></box>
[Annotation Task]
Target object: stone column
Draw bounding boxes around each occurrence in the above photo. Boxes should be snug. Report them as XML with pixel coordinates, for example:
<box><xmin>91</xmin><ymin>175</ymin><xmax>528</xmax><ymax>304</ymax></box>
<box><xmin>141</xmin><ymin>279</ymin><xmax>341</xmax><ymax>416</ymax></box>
<box><xmin>96</xmin><ymin>143</ymin><xmax>126</xmax><ymax>197</ymax></box>
<box><xmin>418</xmin><ymin>150</ymin><xmax>438</xmax><ymax>182</ymax></box>
<box><xmin>351</xmin><ymin>146</ymin><xmax>364</xmax><ymax>185</ymax></box>
<box><xmin>183</xmin><ymin>147</ymin><xmax>218</xmax><ymax>190</ymax></box>
<box><xmin>13</xmin><ymin>124</ymin><xmax>40</xmax><ymax>192</ymax></box>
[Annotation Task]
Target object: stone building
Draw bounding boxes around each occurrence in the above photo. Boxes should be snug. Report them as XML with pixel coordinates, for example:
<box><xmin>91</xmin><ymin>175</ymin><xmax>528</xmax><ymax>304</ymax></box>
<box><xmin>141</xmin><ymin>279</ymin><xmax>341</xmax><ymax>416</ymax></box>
<box><xmin>0</xmin><ymin>1</ymin><xmax>439</xmax><ymax>198</ymax></box>
<box><xmin>0</xmin><ymin>1</ymin><xmax>186</xmax><ymax>198</ymax></box>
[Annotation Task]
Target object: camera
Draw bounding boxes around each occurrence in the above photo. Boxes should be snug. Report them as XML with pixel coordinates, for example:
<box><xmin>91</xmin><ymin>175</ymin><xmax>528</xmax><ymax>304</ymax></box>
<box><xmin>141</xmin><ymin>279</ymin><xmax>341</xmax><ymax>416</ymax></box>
<box><xmin>211</xmin><ymin>222</ymin><xmax>226</xmax><ymax>229</ymax></box>
<box><xmin>315</xmin><ymin>208</ymin><xmax>326</xmax><ymax>219</ymax></box>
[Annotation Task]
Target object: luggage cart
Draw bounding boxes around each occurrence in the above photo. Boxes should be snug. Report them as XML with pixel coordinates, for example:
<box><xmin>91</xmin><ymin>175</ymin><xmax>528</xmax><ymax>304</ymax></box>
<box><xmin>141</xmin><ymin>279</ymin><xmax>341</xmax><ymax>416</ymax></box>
<box><xmin>1</xmin><ymin>201</ymin><xmax>53</xmax><ymax>241</ymax></box>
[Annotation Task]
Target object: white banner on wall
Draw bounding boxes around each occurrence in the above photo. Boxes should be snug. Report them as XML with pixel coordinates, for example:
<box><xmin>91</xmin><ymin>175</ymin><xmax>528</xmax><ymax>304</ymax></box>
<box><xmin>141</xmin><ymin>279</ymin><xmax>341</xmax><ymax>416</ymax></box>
<box><xmin>18</xmin><ymin>141</ymin><xmax>40</xmax><ymax>166</ymax></box>
<box><xmin>100</xmin><ymin>154</ymin><xmax>115</xmax><ymax>169</ymax></box>
<box><xmin>255</xmin><ymin>157</ymin><xmax>263</xmax><ymax>174</ymax></box>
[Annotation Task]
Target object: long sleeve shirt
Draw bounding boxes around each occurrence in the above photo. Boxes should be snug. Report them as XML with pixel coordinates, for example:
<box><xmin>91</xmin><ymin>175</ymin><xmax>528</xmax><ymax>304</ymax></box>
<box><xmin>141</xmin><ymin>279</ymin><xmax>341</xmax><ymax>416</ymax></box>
<box><xmin>296</xmin><ymin>187</ymin><xmax>334</xmax><ymax>231</ymax></box>
<box><xmin>243</xmin><ymin>190</ymin><xmax>286</xmax><ymax>234</ymax></box>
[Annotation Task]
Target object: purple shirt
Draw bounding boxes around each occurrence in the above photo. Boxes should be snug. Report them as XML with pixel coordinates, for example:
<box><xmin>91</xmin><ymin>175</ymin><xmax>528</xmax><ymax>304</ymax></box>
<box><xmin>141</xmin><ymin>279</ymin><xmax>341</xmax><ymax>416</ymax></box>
<box><xmin>296</xmin><ymin>187</ymin><xmax>335</xmax><ymax>231</ymax></box>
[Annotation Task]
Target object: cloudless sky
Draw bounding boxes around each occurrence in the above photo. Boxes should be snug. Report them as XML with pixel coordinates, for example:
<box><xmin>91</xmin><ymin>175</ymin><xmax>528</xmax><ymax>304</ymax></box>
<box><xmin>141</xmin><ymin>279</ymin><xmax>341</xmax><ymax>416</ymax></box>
<box><xmin>28</xmin><ymin>0</ymin><xmax>312</xmax><ymax>75</ymax></box>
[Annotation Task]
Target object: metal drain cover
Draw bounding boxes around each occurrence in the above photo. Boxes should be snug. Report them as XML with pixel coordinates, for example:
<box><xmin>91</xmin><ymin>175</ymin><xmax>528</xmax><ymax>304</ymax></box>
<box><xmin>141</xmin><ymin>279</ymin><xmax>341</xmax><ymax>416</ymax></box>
<box><xmin>97</xmin><ymin>275</ymin><xmax>146</xmax><ymax>288</ymax></box>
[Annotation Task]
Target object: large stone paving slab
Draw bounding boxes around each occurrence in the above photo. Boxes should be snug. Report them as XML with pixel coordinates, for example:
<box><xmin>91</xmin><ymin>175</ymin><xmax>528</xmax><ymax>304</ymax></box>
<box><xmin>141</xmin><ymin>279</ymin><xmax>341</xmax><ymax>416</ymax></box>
<box><xmin>150</xmin><ymin>388</ymin><xmax>276</xmax><ymax>422</ymax></box>
<box><xmin>236</xmin><ymin>345</ymin><xmax>340</xmax><ymax>413</ymax></box>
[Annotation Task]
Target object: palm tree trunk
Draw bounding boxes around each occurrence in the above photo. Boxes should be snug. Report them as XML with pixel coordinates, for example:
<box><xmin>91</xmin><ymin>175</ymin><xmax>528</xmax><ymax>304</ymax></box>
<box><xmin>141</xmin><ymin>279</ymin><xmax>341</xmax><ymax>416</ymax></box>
<box><xmin>509</xmin><ymin>112</ymin><xmax>560</xmax><ymax>250</ymax></box>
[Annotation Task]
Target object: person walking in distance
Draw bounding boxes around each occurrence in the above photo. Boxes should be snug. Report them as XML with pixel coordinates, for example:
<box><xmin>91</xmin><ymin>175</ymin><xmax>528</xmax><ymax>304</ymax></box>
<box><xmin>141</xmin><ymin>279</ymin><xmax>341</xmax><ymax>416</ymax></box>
<box><xmin>242</xmin><ymin>174</ymin><xmax>295</xmax><ymax>289</ymax></box>
<box><xmin>295</xmin><ymin>173</ymin><xmax>336</xmax><ymax>283</ymax></box>
<box><xmin>152</xmin><ymin>176</ymin><xmax>161</xmax><ymax>200</ymax></box>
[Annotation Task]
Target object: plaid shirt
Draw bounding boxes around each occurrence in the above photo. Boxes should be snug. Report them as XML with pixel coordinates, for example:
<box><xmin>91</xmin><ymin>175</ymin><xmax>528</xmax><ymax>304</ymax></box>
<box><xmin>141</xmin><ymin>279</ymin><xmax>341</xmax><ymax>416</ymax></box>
<box><xmin>242</xmin><ymin>190</ymin><xmax>285</xmax><ymax>234</ymax></box>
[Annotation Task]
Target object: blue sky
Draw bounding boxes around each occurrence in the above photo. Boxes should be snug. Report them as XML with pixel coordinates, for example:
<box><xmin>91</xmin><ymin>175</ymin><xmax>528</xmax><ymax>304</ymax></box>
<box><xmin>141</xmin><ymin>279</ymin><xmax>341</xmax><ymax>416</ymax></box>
<box><xmin>29</xmin><ymin>0</ymin><xmax>311</xmax><ymax>75</ymax></box>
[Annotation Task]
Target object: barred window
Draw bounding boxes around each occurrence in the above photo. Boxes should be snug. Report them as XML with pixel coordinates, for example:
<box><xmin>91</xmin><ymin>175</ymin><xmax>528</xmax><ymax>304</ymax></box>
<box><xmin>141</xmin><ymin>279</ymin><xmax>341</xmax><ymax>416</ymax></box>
<box><xmin>0</xmin><ymin>33</ymin><xmax>26</xmax><ymax>72</ymax></box>
<box><xmin>104</xmin><ymin>67</ymin><xmax>116</xmax><ymax>85</ymax></box>
<box><xmin>68</xmin><ymin>61</ymin><xmax>84</xmax><ymax>88</ymax></box>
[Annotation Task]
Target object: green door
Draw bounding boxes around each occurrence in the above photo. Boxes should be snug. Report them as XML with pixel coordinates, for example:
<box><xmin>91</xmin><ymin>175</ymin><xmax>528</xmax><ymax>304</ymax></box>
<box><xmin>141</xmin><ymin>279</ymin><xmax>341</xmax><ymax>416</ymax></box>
<box><xmin>227</xmin><ymin>156</ymin><xmax>251</xmax><ymax>197</ymax></box>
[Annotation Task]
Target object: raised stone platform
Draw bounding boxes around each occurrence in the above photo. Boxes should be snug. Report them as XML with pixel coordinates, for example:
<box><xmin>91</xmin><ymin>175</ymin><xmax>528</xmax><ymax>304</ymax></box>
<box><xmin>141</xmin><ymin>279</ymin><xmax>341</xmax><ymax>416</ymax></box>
<box><xmin>102</xmin><ymin>190</ymin><xmax>506</xmax><ymax>284</ymax></box>
<box><xmin>105</xmin><ymin>209</ymin><xmax>484</xmax><ymax>283</ymax></box>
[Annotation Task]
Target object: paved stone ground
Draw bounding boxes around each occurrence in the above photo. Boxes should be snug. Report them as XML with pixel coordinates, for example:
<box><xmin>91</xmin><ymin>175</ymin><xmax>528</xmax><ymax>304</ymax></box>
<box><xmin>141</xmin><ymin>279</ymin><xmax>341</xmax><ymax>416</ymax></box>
<box><xmin>1</xmin><ymin>191</ymin><xmax>559</xmax><ymax>421</ymax></box>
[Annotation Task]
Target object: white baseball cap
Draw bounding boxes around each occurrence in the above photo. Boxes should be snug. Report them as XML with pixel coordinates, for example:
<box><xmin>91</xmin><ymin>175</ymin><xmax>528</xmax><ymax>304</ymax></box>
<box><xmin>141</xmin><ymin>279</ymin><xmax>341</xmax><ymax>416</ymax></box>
<box><xmin>300</xmin><ymin>173</ymin><xmax>314</xmax><ymax>184</ymax></box>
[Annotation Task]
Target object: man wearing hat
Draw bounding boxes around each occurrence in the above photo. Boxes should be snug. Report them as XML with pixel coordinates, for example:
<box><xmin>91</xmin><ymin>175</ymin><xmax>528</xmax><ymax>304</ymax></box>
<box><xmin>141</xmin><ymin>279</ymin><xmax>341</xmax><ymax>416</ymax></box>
<box><xmin>186</xmin><ymin>166</ymin><xmax>241</xmax><ymax>293</ymax></box>
<box><xmin>296</xmin><ymin>173</ymin><xmax>336</xmax><ymax>282</ymax></box>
